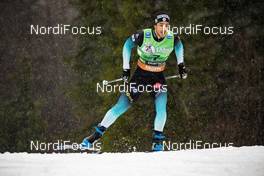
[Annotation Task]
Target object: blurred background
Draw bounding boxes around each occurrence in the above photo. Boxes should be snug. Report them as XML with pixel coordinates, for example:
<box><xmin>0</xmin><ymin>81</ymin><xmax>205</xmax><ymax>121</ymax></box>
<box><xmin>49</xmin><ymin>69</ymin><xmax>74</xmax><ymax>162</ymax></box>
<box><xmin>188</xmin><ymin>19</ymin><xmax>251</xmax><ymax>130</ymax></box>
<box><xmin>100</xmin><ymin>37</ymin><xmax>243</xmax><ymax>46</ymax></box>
<box><xmin>0</xmin><ymin>0</ymin><xmax>263</xmax><ymax>152</ymax></box>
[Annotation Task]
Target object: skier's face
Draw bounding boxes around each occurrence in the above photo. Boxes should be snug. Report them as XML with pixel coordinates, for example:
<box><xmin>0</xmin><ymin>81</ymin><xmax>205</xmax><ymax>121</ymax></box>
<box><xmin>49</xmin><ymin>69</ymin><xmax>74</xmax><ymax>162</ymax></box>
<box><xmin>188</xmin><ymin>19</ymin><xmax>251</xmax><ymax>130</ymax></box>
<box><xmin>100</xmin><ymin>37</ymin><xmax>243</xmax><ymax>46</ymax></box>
<box><xmin>154</xmin><ymin>22</ymin><xmax>169</xmax><ymax>38</ymax></box>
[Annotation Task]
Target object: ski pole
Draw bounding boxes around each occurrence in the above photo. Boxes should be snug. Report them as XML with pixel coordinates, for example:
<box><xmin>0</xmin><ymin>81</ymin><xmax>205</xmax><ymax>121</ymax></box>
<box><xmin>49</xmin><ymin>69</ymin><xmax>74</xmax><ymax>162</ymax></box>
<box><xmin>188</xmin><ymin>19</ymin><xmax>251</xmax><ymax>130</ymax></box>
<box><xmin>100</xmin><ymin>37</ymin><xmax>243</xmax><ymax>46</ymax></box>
<box><xmin>102</xmin><ymin>78</ymin><xmax>123</xmax><ymax>85</ymax></box>
<box><xmin>102</xmin><ymin>74</ymin><xmax>181</xmax><ymax>85</ymax></box>
<box><xmin>165</xmin><ymin>74</ymin><xmax>181</xmax><ymax>80</ymax></box>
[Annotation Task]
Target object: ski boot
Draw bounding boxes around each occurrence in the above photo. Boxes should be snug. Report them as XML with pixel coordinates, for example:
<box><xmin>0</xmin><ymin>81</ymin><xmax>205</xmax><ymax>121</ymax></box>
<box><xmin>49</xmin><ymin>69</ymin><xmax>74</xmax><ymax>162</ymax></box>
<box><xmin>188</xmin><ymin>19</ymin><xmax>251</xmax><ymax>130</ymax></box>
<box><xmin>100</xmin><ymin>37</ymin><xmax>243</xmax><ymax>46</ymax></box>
<box><xmin>80</xmin><ymin>125</ymin><xmax>106</xmax><ymax>150</ymax></box>
<box><xmin>152</xmin><ymin>130</ymin><xmax>165</xmax><ymax>152</ymax></box>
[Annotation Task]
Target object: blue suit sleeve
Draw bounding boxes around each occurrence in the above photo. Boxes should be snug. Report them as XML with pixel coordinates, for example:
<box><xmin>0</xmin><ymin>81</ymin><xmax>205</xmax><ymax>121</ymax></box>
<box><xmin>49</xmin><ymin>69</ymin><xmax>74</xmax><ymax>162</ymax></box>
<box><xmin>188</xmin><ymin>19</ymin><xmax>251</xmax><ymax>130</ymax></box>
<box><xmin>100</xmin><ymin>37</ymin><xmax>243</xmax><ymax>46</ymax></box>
<box><xmin>122</xmin><ymin>37</ymin><xmax>136</xmax><ymax>69</ymax></box>
<box><xmin>174</xmin><ymin>40</ymin><xmax>184</xmax><ymax>64</ymax></box>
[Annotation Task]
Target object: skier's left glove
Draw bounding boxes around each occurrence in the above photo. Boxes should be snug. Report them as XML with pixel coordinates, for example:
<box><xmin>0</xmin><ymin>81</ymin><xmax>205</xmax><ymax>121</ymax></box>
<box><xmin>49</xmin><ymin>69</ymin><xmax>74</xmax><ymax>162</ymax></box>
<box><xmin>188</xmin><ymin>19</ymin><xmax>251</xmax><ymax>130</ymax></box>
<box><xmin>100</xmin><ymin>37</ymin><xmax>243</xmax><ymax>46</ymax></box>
<box><xmin>122</xmin><ymin>69</ymin><xmax>130</xmax><ymax>82</ymax></box>
<box><xmin>178</xmin><ymin>63</ymin><xmax>187</xmax><ymax>79</ymax></box>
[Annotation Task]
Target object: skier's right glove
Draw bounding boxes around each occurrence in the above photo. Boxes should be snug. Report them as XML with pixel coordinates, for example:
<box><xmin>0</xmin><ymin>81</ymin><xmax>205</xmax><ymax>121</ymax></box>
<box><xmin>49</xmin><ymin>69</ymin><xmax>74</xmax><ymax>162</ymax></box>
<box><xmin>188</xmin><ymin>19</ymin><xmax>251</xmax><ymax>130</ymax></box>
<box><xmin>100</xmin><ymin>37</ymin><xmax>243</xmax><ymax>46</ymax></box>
<box><xmin>122</xmin><ymin>69</ymin><xmax>130</xmax><ymax>83</ymax></box>
<box><xmin>178</xmin><ymin>63</ymin><xmax>187</xmax><ymax>79</ymax></box>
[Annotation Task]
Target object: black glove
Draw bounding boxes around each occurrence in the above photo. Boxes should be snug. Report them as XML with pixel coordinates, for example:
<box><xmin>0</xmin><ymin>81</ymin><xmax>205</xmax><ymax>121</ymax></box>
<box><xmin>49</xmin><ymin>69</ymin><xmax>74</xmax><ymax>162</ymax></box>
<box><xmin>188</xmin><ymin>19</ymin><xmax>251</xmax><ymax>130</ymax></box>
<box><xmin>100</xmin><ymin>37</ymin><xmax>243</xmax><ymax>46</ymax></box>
<box><xmin>178</xmin><ymin>63</ymin><xmax>187</xmax><ymax>79</ymax></box>
<box><xmin>122</xmin><ymin>69</ymin><xmax>130</xmax><ymax>82</ymax></box>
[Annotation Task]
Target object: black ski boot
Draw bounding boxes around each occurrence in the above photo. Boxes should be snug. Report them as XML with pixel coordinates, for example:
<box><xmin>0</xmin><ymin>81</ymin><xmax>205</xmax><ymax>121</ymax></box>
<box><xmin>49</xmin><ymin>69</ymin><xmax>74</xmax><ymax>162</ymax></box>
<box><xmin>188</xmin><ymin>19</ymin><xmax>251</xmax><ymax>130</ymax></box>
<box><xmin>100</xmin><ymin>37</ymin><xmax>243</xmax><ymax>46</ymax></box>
<box><xmin>152</xmin><ymin>130</ymin><xmax>165</xmax><ymax>151</ymax></box>
<box><xmin>80</xmin><ymin>125</ymin><xmax>106</xmax><ymax>149</ymax></box>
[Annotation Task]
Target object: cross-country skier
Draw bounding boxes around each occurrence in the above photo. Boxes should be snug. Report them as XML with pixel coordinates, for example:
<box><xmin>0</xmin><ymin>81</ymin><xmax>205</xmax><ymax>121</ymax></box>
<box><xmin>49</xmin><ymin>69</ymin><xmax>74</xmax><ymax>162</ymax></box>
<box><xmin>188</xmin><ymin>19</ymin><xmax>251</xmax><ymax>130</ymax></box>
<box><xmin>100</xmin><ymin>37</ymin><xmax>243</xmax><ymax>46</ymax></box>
<box><xmin>81</xmin><ymin>12</ymin><xmax>187</xmax><ymax>151</ymax></box>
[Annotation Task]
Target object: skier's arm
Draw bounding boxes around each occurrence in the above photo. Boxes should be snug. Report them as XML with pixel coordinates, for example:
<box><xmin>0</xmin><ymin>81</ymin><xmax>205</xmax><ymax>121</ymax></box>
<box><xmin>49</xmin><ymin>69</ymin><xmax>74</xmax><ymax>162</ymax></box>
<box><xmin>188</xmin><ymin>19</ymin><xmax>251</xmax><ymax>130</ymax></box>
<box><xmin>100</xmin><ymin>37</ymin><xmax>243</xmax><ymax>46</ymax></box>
<box><xmin>122</xmin><ymin>37</ymin><xmax>136</xmax><ymax>70</ymax></box>
<box><xmin>174</xmin><ymin>36</ymin><xmax>184</xmax><ymax>64</ymax></box>
<box><xmin>174</xmin><ymin>36</ymin><xmax>187</xmax><ymax>79</ymax></box>
<box><xmin>122</xmin><ymin>31</ymin><xmax>144</xmax><ymax>82</ymax></box>
<box><xmin>122</xmin><ymin>30</ymin><xmax>143</xmax><ymax>70</ymax></box>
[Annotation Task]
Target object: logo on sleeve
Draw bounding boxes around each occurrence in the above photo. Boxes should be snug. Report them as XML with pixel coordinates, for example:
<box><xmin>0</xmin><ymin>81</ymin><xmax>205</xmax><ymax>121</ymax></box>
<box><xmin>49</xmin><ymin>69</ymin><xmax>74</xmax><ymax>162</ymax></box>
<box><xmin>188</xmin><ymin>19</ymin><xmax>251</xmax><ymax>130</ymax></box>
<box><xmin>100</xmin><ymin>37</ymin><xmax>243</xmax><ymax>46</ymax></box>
<box><xmin>167</xmin><ymin>34</ymin><xmax>172</xmax><ymax>39</ymax></box>
<box><xmin>145</xmin><ymin>32</ymin><xmax>151</xmax><ymax>38</ymax></box>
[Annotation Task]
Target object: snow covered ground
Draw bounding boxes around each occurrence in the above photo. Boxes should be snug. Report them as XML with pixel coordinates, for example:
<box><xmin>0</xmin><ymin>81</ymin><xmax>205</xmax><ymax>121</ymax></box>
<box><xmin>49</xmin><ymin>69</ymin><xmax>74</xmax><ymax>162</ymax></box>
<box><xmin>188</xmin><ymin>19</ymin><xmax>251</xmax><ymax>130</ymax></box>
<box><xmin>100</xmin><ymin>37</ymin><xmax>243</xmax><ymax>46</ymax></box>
<box><xmin>0</xmin><ymin>146</ymin><xmax>264</xmax><ymax>176</ymax></box>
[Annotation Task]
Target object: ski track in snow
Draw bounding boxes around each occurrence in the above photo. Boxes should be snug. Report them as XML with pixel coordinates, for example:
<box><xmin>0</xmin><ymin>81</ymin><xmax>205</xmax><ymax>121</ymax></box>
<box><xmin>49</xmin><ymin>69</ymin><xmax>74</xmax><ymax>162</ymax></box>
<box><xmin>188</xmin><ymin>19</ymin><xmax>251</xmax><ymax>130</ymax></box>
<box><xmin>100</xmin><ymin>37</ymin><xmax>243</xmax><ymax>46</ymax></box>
<box><xmin>0</xmin><ymin>146</ymin><xmax>264</xmax><ymax>176</ymax></box>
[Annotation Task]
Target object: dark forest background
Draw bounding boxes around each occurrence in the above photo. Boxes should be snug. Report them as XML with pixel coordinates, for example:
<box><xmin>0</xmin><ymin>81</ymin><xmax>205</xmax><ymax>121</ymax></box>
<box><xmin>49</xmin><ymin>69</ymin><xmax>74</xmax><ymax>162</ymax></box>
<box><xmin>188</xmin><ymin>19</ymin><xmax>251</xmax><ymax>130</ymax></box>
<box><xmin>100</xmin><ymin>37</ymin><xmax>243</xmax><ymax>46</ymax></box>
<box><xmin>0</xmin><ymin>0</ymin><xmax>263</xmax><ymax>152</ymax></box>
